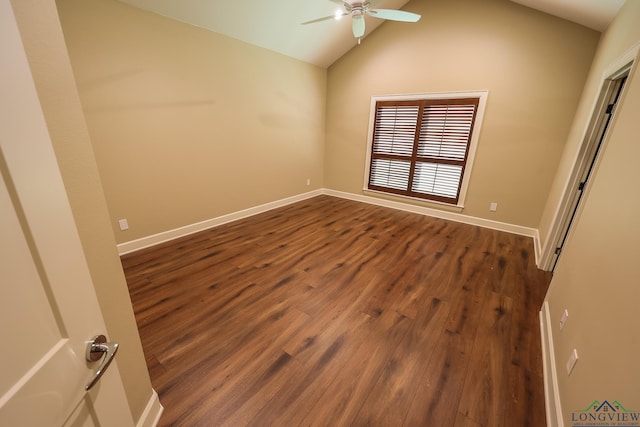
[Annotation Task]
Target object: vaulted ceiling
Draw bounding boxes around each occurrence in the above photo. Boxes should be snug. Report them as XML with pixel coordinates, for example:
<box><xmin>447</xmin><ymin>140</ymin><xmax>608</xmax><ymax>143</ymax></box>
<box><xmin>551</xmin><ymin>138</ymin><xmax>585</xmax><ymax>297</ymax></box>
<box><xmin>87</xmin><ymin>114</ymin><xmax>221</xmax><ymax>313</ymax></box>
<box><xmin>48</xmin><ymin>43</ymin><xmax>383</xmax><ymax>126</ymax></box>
<box><xmin>117</xmin><ymin>0</ymin><xmax>625</xmax><ymax>68</ymax></box>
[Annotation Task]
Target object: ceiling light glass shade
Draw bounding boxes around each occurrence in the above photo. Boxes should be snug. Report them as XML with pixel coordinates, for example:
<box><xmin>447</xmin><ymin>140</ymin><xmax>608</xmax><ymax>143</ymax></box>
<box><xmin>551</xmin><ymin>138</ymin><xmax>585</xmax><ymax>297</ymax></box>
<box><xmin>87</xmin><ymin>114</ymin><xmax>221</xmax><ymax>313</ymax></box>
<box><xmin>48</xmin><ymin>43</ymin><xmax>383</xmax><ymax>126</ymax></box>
<box><xmin>352</xmin><ymin>15</ymin><xmax>365</xmax><ymax>38</ymax></box>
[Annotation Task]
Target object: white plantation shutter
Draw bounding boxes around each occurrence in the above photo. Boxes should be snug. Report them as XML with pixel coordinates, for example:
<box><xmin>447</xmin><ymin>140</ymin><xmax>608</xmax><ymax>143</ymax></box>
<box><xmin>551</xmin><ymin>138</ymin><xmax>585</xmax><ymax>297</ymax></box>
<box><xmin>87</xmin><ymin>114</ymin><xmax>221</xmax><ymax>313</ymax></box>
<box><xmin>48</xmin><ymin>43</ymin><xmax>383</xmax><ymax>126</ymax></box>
<box><xmin>418</xmin><ymin>104</ymin><xmax>475</xmax><ymax>161</ymax></box>
<box><xmin>368</xmin><ymin>98</ymin><xmax>479</xmax><ymax>204</ymax></box>
<box><xmin>372</xmin><ymin>105</ymin><xmax>419</xmax><ymax>156</ymax></box>
<box><xmin>370</xmin><ymin>159</ymin><xmax>411</xmax><ymax>190</ymax></box>
<box><xmin>412</xmin><ymin>162</ymin><xmax>463</xmax><ymax>198</ymax></box>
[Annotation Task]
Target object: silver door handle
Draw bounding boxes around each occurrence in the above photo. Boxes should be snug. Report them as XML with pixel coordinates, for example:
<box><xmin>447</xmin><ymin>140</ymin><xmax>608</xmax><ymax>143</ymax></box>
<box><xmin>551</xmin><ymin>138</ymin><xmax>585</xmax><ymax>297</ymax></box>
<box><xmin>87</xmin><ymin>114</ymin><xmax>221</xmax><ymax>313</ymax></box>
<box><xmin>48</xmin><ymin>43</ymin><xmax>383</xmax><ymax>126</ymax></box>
<box><xmin>85</xmin><ymin>334</ymin><xmax>119</xmax><ymax>391</ymax></box>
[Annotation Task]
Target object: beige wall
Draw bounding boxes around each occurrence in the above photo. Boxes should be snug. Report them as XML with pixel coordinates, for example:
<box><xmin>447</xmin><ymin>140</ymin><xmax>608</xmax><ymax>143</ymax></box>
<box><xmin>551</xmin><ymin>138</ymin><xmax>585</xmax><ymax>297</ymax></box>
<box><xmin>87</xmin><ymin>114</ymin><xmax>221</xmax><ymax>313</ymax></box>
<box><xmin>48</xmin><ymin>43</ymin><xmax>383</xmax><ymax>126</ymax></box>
<box><xmin>56</xmin><ymin>0</ymin><xmax>327</xmax><ymax>243</ymax></box>
<box><xmin>538</xmin><ymin>3</ymin><xmax>640</xmax><ymax>252</ymax></box>
<box><xmin>41</xmin><ymin>0</ymin><xmax>640</xmax><ymax>420</ymax></box>
<box><xmin>10</xmin><ymin>0</ymin><xmax>153</xmax><ymax>422</ymax></box>
<box><xmin>324</xmin><ymin>0</ymin><xmax>599</xmax><ymax>228</ymax></box>
<box><xmin>542</xmin><ymin>1</ymin><xmax>640</xmax><ymax>423</ymax></box>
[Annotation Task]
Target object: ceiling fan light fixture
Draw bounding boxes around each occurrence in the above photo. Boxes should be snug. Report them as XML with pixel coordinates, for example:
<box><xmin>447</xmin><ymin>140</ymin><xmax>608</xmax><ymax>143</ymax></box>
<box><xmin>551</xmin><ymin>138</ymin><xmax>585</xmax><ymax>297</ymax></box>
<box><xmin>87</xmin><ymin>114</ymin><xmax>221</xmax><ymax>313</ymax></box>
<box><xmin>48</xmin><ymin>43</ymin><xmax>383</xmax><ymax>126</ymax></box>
<box><xmin>302</xmin><ymin>0</ymin><xmax>421</xmax><ymax>41</ymax></box>
<box><xmin>352</xmin><ymin>14</ymin><xmax>365</xmax><ymax>38</ymax></box>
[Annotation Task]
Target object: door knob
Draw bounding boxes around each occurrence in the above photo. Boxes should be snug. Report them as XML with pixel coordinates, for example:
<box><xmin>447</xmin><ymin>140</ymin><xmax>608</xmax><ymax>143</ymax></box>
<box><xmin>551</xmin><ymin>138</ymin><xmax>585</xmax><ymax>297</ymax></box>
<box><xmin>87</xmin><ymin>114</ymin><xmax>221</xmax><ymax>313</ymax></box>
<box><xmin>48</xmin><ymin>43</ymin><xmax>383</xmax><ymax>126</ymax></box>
<box><xmin>85</xmin><ymin>334</ymin><xmax>119</xmax><ymax>391</ymax></box>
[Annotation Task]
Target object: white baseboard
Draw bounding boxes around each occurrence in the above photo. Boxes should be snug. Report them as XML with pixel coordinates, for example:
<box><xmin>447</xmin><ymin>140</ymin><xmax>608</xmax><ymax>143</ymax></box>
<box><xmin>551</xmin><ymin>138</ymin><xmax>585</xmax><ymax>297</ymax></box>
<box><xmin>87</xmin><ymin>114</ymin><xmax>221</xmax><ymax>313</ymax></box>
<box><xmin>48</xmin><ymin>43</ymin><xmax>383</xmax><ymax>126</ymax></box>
<box><xmin>540</xmin><ymin>301</ymin><xmax>564</xmax><ymax>427</ymax></box>
<box><xmin>323</xmin><ymin>189</ymin><xmax>539</xmax><ymax>239</ymax></box>
<box><xmin>117</xmin><ymin>190</ymin><xmax>322</xmax><ymax>255</ymax></box>
<box><xmin>135</xmin><ymin>389</ymin><xmax>163</xmax><ymax>427</ymax></box>
<box><xmin>534</xmin><ymin>228</ymin><xmax>542</xmax><ymax>267</ymax></box>
<box><xmin>118</xmin><ymin>188</ymin><xmax>542</xmax><ymax>264</ymax></box>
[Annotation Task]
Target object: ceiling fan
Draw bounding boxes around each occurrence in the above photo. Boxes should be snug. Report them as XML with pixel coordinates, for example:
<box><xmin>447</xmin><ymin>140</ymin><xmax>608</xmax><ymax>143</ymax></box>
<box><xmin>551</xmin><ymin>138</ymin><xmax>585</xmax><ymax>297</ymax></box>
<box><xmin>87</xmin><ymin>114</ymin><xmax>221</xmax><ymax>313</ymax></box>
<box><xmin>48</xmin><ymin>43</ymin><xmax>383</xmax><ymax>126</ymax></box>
<box><xmin>302</xmin><ymin>0</ymin><xmax>421</xmax><ymax>40</ymax></box>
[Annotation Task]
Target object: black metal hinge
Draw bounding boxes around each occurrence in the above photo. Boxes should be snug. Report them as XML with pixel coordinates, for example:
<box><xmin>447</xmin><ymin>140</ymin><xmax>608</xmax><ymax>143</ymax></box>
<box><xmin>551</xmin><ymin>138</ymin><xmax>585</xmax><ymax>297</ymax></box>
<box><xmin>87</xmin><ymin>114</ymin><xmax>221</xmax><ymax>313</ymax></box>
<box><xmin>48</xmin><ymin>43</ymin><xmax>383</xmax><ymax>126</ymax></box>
<box><xmin>606</xmin><ymin>103</ymin><xmax>615</xmax><ymax>114</ymax></box>
<box><xmin>555</xmin><ymin>247</ymin><xmax>562</xmax><ymax>255</ymax></box>
<box><xmin>578</xmin><ymin>181</ymin><xmax>586</xmax><ymax>191</ymax></box>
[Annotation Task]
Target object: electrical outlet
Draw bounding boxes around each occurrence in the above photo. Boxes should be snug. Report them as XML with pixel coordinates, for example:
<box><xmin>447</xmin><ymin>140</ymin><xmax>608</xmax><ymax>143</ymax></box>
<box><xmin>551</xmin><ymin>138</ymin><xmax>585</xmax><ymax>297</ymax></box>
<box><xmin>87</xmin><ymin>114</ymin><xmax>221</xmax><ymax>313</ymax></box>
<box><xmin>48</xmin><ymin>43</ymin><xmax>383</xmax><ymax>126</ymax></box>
<box><xmin>490</xmin><ymin>202</ymin><xmax>498</xmax><ymax>212</ymax></box>
<box><xmin>118</xmin><ymin>219</ymin><xmax>129</xmax><ymax>231</ymax></box>
<box><xmin>560</xmin><ymin>309</ymin><xmax>569</xmax><ymax>330</ymax></box>
<box><xmin>566</xmin><ymin>348</ymin><xmax>579</xmax><ymax>375</ymax></box>
<box><xmin>306</xmin><ymin>178</ymin><xmax>311</xmax><ymax>186</ymax></box>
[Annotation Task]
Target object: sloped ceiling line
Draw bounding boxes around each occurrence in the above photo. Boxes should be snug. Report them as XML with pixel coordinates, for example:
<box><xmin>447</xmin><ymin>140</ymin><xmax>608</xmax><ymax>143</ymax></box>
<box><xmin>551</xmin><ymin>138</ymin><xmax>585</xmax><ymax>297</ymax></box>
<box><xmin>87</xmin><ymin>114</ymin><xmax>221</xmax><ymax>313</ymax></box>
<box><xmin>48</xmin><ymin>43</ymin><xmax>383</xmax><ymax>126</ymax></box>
<box><xmin>117</xmin><ymin>0</ymin><xmax>624</xmax><ymax>68</ymax></box>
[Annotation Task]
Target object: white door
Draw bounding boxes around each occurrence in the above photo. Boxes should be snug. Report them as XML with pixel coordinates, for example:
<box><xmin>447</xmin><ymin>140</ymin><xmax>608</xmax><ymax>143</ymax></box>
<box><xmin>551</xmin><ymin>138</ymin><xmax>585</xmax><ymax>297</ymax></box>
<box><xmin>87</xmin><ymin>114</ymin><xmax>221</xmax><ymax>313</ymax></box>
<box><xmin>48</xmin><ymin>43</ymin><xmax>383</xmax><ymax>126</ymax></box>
<box><xmin>0</xmin><ymin>0</ymin><xmax>134</xmax><ymax>425</ymax></box>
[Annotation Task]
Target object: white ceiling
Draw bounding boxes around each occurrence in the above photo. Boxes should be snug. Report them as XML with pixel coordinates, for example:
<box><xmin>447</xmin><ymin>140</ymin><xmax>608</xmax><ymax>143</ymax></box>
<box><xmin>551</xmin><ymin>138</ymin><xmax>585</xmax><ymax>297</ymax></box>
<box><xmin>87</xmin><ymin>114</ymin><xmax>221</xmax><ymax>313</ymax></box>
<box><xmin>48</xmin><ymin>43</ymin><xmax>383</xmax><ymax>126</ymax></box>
<box><xmin>117</xmin><ymin>0</ymin><xmax>412</xmax><ymax>68</ymax></box>
<box><xmin>510</xmin><ymin>0</ymin><xmax>625</xmax><ymax>32</ymax></box>
<box><xmin>117</xmin><ymin>0</ymin><xmax>625</xmax><ymax>68</ymax></box>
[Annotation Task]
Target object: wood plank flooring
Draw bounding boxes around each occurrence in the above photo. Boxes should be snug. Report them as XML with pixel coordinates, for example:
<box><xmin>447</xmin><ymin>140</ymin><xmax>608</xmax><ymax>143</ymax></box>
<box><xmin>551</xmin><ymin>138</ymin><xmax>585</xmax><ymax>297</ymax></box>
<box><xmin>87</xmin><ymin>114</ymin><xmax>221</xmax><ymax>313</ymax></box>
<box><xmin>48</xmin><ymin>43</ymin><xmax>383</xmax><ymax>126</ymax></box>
<box><xmin>121</xmin><ymin>195</ymin><xmax>552</xmax><ymax>426</ymax></box>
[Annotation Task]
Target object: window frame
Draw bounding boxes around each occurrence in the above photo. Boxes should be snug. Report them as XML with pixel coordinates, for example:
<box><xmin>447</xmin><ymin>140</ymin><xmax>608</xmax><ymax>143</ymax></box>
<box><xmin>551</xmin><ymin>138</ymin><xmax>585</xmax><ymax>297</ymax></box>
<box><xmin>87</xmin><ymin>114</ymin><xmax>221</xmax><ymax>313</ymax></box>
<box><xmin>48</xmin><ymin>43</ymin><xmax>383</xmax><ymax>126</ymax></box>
<box><xmin>363</xmin><ymin>91</ymin><xmax>488</xmax><ymax>208</ymax></box>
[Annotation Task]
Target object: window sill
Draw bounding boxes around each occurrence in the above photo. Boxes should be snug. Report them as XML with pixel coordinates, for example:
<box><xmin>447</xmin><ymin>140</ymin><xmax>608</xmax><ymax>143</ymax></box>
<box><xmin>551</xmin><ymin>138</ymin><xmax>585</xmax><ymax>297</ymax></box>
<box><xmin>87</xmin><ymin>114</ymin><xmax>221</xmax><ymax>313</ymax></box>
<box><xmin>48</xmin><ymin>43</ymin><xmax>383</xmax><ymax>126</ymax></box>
<box><xmin>362</xmin><ymin>189</ymin><xmax>465</xmax><ymax>214</ymax></box>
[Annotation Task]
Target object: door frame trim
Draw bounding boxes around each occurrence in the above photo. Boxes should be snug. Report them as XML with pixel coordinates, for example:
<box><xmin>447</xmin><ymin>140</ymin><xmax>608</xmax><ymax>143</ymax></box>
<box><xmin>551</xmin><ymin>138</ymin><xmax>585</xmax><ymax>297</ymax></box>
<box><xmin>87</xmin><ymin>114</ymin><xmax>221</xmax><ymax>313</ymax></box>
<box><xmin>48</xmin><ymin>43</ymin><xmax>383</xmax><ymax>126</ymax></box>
<box><xmin>539</xmin><ymin>42</ymin><xmax>640</xmax><ymax>271</ymax></box>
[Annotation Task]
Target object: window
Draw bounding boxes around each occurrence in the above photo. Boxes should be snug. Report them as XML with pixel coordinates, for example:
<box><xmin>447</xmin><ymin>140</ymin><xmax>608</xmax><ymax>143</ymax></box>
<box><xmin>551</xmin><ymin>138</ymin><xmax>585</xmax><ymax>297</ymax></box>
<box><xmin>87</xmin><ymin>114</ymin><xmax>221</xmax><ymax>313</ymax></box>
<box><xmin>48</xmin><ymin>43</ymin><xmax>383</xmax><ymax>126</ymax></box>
<box><xmin>365</xmin><ymin>93</ymin><xmax>485</xmax><ymax>206</ymax></box>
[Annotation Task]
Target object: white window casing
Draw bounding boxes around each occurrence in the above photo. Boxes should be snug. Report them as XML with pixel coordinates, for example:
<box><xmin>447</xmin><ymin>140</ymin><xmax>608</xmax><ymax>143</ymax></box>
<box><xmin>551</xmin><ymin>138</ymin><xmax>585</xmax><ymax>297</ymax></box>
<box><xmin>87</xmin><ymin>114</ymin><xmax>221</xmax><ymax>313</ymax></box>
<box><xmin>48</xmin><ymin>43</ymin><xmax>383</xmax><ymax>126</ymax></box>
<box><xmin>363</xmin><ymin>90</ymin><xmax>488</xmax><ymax>209</ymax></box>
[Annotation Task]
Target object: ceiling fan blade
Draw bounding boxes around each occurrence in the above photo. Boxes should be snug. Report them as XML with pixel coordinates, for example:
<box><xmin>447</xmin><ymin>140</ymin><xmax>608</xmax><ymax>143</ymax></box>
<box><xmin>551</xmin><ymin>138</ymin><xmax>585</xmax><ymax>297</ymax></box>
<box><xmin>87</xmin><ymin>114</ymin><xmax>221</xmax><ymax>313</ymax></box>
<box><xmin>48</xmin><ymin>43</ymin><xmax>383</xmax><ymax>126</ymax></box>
<box><xmin>352</xmin><ymin>15</ymin><xmax>365</xmax><ymax>38</ymax></box>
<box><xmin>301</xmin><ymin>14</ymin><xmax>340</xmax><ymax>25</ymax></box>
<box><xmin>368</xmin><ymin>9</ymin><xmax>421</xmax><ymax>22</ymax></box>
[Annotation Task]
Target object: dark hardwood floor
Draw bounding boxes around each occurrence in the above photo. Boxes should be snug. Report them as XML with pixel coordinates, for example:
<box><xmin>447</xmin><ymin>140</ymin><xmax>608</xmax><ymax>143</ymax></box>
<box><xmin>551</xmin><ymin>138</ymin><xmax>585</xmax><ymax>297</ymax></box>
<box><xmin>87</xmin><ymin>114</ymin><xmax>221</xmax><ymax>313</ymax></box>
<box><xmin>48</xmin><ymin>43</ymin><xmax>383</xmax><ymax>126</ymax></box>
<box><xmin>121</xmin><ymin>195</ymin><xmax>552</xmax><ymax>427</ymax></box>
